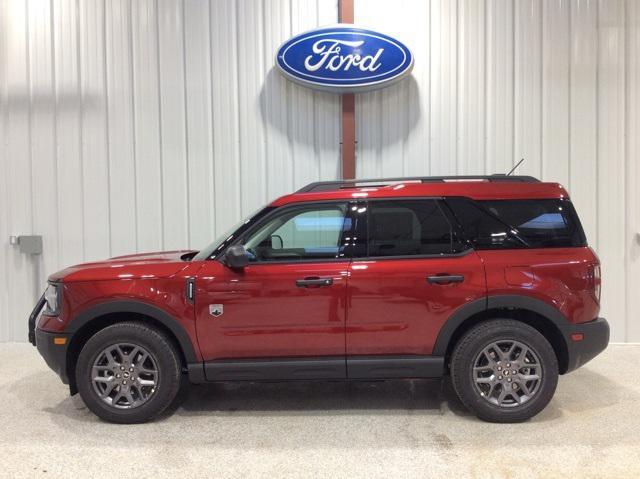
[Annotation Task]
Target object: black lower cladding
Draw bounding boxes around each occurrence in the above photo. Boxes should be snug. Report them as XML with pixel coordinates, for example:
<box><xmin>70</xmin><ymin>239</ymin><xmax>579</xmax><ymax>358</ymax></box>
<box><xmin>563</xmin><ymin>317</ymin><xmax>609</xmax><ymax>373</ymax></box>
<box><xmin>347</xmin><ymin>356</ymin><xmax>444</xmax><ymax>379</ymax></box>
<box><xmin>35</xmin><ymin>329</ymin><xmax>70</xmax><ymax>384</ymax></box>
<box><xmin>201</xmin><ymin>355</ymin><xmax>445</xmax><ymax>382</ymax></box>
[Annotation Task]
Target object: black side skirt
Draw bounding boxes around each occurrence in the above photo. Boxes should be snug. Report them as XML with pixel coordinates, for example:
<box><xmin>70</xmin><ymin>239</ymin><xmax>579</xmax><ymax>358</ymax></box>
<box><xmin>192</xmin><ymin>355</ymin><xmax>445</xmax><ymax>383</ymax></box>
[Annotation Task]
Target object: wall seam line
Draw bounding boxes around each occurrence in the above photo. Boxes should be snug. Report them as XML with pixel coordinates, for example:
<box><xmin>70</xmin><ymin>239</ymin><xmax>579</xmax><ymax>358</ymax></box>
<box><xmin>180</xmin><ymin>0</ymin><xmax>190</xmax><ymax>248</ymax></box>
<box><xmin>128</xmin><ymin>0</ymin><xmax>138</xmax><ymax>252</ymax></box>
<box><xmin>154</xmin><ymin>0</ymin><xmax>165</xmax><ymax>250</ymax></box>
<box><xmin>75</xmin><ymin>0</ymin><xmax>86</xmax><ymax>261</ymax></box>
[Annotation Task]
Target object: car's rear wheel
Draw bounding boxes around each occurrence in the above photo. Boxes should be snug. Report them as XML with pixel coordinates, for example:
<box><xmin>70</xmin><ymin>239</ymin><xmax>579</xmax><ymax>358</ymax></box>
<box><xmin>76</xmin><ymin>321</ymin><xmax>182</xmax><ymax>424</ymax></box>
<box><xmin>450</xmin><ymin>319</ymin><xmax>558</xmax><ymax>423</ymax></box>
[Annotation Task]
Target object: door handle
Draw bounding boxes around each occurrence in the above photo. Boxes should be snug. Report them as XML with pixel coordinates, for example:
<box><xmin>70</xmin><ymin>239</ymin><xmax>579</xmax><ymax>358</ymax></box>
<box><xmin>296</xmin><ymin>277</ymin><xmax>334</xmax><ymax>288</ymax></box>
<box><xmin>427</xmin><ymin>274</ymin><xmax>465</xmax><ymax>285</ymax></box>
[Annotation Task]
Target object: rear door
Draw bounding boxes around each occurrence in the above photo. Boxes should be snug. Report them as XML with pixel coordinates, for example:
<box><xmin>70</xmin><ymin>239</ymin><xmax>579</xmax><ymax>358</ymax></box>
<box><xmin>346</xmin><ymin>199</ymin><xmax>486</xmax><ymax>361</ymax></box>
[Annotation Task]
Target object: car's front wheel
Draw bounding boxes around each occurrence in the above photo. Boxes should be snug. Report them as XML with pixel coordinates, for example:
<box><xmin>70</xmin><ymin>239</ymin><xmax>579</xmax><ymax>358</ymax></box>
<box><xmin>450</xmin><ymin>319</ymin><xmax>558</xmax><ymax>423</ymax></box>
<box><xmin>76</xmin><ymin>321</ymin><xmax>182</xmax><ymax>424</ymax></box>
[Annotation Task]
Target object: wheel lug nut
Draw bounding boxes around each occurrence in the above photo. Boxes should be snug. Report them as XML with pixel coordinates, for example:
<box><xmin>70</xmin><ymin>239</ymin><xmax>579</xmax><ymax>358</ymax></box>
<box><xmin>512</xmin><ymin>383</ymin><xmax>518</xmax><ymax>390</ymax></box>
<box><xmin>507</xmin><ymin>378</ymin><xmax>512</xmax><ymax>382</ymax></box>
<box><xmin>123</xmin><ymin>380</ymin><xmax>127</xmax><ymax>385</ymax></box>
<box><xmin>116</xmin><ymin>374</ymin><xmax>121</xmax><ymax>378</ymax></box>
<box><xmin>497</xmin><ymin>367</ymin><xmax>502</xmax><ymax>371</ymax></box>
<box><xmin>498</xmin><ymin>375</ymin><xmax>503</xmax><ymax>380</ymax></box>
<box><xmin>506</xmin><ymin>363</ymin><xmax>511</xmax><ymax>367</ymax></box>
<box><xmin>120</xmin><ymin>366</ymin><xmax>125</xmax><ymax>371</ymax></box>
<box><xmin>129</xmin><ymin>368</ymin><xmax>134</xmax><ymax>372</ymax></box>
<box><xmin>512</xmin><ymin>370</ymin><xmax>517</xmax><ymax>374</ymax></box>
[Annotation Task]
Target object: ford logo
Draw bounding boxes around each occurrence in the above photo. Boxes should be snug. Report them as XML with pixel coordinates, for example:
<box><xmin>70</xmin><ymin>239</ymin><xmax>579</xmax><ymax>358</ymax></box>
<box><xmin>275</xmin><ymin>25</ymin><xmax>414</xmax><ymax>93</ymax></box>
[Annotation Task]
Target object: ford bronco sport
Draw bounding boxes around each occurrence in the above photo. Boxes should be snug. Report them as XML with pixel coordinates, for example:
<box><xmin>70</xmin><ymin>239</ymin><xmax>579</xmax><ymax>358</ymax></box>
<box><xmin>29</xmin><ymin>175</ymin><xmax>609</xmax><ymax>423</ymax></box>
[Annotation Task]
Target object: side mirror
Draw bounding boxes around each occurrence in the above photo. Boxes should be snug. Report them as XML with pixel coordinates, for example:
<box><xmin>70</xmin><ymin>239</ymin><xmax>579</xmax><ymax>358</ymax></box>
<box><xmin>225</xmin><ymin>245</ymin><xmax>249</xmax><ymax>269</ymax></box>
<box><xmin>270</xmin><ymin>234</ymin><xmax>283</xmax><ymax>249</ymax></box>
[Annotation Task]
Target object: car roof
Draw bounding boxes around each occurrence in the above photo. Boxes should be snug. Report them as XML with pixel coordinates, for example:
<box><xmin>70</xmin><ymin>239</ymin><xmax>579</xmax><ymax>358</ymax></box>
<box><xmin>270</xmin><ymin>177</ymin><xmax>569</xmax><ymax>207</ymax></box>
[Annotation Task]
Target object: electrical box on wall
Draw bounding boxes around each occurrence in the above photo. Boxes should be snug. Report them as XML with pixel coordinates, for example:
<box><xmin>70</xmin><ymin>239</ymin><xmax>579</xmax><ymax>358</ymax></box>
<box><xmin>9</xmin><ymin>235</ymin><xmax>43</xmax><ymax>255</ymax></box>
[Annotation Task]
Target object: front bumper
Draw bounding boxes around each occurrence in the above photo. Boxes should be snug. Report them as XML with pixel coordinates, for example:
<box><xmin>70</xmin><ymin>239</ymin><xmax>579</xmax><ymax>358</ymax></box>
<box><xmin>563</xmin><ymin>317</ymin><xmax>609</xmax><ymax>373</ymax></box>
<box><xmin>35</xmin><ymin>328</ymin><xmax>70</xmax><ymax>385</ymax></box>
<box><xmin>29</xmin><ymin>294</ymin><xmax>70</xmax><ymax>385</ymax></box>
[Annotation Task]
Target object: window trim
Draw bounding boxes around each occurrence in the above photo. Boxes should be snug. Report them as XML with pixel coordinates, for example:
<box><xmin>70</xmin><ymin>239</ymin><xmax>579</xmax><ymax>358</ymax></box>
<box><xmin>353</xmin><ymin>248</ymin><xmax>474</xmax><ymax>262</ymax></box>
<box><xmin>218</xmin><ymin>200</ymin><xmax>356</xmax><ymax>266</ymax></box>
<box><xmin>354</xmin><ymin>197</ymin><xmax>472</xmax><ymax>261</ymax></box>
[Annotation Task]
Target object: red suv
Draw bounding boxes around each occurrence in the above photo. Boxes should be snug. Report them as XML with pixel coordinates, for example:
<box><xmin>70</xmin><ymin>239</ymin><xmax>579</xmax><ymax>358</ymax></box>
<box><xmin>30</xmin><ymin>175</ymin><xmax>609</xmax><ymax>423</ymax></box>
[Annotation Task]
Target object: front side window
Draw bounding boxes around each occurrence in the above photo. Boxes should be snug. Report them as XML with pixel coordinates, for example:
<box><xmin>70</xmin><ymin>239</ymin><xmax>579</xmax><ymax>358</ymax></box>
<box><xmin>366</xmin><ymin>200</ymin><xmax>458</xmax><ymax>257</ymax></box>
<box><xmin>242</xmin><ymin>204</ymin><xmax>350</xmax><ymax>262</ymax></box>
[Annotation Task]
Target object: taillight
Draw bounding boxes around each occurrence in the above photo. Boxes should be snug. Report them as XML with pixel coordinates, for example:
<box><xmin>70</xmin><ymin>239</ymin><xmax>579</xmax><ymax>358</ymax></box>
<box><xmin>591</xmin><ymin>264</ymin><xmax>601</xmax><ymax>303</ymax></box>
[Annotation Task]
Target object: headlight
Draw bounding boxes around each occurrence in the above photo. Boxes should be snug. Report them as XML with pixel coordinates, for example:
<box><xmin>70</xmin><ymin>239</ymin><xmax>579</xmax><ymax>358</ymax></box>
<box><xmin>43</xmin><ymin>283</ymin><xmax>60</xmax><ymax>315</ymax></box>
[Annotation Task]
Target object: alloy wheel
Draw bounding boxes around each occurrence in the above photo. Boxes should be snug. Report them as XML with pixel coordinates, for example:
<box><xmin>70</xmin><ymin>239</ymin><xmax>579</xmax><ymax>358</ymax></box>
<box><xmin>472</xmin><ymin>340</ymin><xmax>543</xmax><ymax>408</ymax></box>
<box><xmin>91</xmin><ymin>343</ymin><xmax>158</xmax><ymax>409</ymax></box>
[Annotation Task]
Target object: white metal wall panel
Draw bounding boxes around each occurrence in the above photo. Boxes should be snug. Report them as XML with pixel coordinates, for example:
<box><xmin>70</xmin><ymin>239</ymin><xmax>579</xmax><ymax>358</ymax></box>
<box><xmin>1</xmin><ymin>0</ymin><xmax>638</xmax><ymax>342</ymax></box>
<box><xmin>105</xmin><ymin>0</ymin><xmax>137</xmax><ymax>257</ymax></box>
<box><xmin>78</xmin><ymin>0</ymin><xmax>111</xmax><ymax>261</ymax></box>
<box><xmin>597</xmin><ymin>0</ymin><xmax>627</xmax><ymax>342</ymax></box>
<box><xmin>131</xmin><ymin>0</ymin><xmax>163</xmax><ymax>253</ymax></box>
<box><xmin>458</xmin><ymin>0</ymin><xmax>485</xmax><ymax>174</ymax></box>
<box><xmin>542</xmin><ymin>0</ymin><xmax>570</xmax><ymax>186</ymax></box>
<box><xmin>628</xmin><ymin>0</ymin><xmax>640</xmax><ymax>342</ymax></box>
<box><xmin>354</xmin><ymin>0</ymin><xmax>639</xmax><ymax>342</ymax></box>
<box><xmin>0</xmin><ymin>0</ymin><xmax>339</xmax><ymax>341</ymax></box>
<box><xmin>485</xmin><ymin>0</ymin><xmax>514</xmax><ymax>176</ymax></box>
<box><xmin>569</xmin><ymin>0</ymin><xmax>598</xmax><ymax>248</ymax></box>
<box><xmin>157</xmin><ymin>0</ymin><xmax>189</xmax><ymax>252</ymax></box>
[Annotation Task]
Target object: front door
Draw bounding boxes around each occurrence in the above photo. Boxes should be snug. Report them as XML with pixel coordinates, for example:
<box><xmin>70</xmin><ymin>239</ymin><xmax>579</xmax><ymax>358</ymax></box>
<box><xmin>195</xmin><ymin>202</ymin><xmax>352</xmax><ymax>379</ymax></box>
<box><xmin>346</xmin><ymin>199</ymin><xmax>486</xmax><ymax>370</ymax></box>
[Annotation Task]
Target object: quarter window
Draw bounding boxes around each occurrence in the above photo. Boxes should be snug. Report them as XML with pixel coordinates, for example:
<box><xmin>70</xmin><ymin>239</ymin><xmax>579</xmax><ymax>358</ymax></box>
<box><xmin>366</xmin><ymin>200</ymin><xmax>457</xmax><ymax>257</ymax></box>
<box><xmin>242</xmin><ymin>204</ymin><xmax>350</xmax><ymax>262</ymax></box>
<box><xmin>446</xmin><ymin>197</ymin><xmax>587</xmax><ymax>249</ymax></box>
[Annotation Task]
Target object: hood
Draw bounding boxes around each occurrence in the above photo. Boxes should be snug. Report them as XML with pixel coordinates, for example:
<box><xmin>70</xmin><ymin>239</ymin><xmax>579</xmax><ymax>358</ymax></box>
<box><xmin>49</xmin><ymin>250</ymin><xmax>196</xmax><ymax>283</ymax></box>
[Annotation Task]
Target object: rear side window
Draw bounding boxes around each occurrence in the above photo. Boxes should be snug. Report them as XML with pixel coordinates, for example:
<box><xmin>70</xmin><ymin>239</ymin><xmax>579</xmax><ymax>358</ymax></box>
<box><xmin>446</xmin><ymin>197</ymin><xmax>587</xmax><ymax>249</ymax></box>
<box><xmin>366</xmin><ymin>200</ymin><xmax>461</xmax><ymax>257</ymax></box>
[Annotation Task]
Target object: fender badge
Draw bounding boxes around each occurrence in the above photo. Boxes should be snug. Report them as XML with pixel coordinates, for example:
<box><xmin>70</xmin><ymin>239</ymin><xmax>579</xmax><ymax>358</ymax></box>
<box><xmin>209</xmin><ymin>304</ymin><xmax>224</xmax><ymax>317</ymax></box>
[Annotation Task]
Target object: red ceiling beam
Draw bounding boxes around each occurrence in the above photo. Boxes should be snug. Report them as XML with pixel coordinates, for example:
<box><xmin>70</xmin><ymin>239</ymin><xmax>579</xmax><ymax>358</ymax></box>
<box><xmin>339</xmin><ymin>0</ymin><xmax>356</xmax><ymax>180</ymax></box>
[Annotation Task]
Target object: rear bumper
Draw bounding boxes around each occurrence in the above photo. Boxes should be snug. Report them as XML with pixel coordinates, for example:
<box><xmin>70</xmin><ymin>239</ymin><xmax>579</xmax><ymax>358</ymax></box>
<box><xmin>563</xmin><ymin>317</ymin><xmax>609</xmax><ymax>373</ymax></box>
<box><xmin>35</xmin><ymin>328</ymin><xmax>70</xmax><ymax>385</ymax></box>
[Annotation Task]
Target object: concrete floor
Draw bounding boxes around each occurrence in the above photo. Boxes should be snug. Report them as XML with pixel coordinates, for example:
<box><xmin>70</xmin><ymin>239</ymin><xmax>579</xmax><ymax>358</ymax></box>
<box><xmin>1</xmin><ymin>344</ymin><xmax>639</xmax><ymax>479</ymax></box>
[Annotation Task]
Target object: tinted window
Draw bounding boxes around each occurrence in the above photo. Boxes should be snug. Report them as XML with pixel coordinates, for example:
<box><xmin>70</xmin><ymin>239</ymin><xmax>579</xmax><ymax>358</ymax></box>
<box><xmin>446</xmin><ymin>197</ymin><xmax>586</xmax><ymax>249</ymax></box>
<box><xmin>367</xmin><ymin>200</ymin><xmax>457</xmax><ymax>257</ymax></box>
<box><xmin>242</xmin><ymin>204</ymin><xmax>350</xmax><ymax>262</ymax></box>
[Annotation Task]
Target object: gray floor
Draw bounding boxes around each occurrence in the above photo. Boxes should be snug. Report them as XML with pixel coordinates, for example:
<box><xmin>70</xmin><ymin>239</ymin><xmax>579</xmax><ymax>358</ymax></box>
<box><xmin>1</xmin><ymin>344</ymin><xmax>639</xmax><ymax>478</ymax></box>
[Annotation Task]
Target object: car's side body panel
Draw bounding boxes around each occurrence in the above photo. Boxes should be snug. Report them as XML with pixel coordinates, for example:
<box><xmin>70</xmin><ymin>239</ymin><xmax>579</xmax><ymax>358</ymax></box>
<box><xmin>38</xmin><ymin>260</ymin><xmax>204</xmax><ymax>362</ymax></box>
<box><xmin>346</xmin><ymin>251</ymin><xmax>487</xmax><ymax>356</ymax></box>
<box><xmin>194</xmin><ymin>259</ymin><xmax>349</xmax><ymax>361</ymax></box>
<box><xmin>479</xmin><ymin>247</ymin><xmax>600</xmax><ymax>325</ymax></box>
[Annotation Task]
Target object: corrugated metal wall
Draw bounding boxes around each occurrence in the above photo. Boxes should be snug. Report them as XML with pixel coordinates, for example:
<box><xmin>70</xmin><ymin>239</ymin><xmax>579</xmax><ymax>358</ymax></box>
<box><xmin>1</xmin><ymin>0</ymin><xmax>638</xmax><ymax>343</ymax></box>
<box><xmin>0</xmin><ymin>0</ymin><xmax>339</xmax><ymax>341</ymax></box>
<box><xmin>355</xmin><ymin>0</ymin><xmax>640</xmax><ymax>343</ymax></box>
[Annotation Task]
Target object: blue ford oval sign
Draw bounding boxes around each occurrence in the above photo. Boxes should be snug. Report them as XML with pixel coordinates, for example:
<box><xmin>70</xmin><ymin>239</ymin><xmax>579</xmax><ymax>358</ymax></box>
<box><xmin>275</xmin><ymin>25</ymin><xmax>414</xmax><ymax>93</ymax></box>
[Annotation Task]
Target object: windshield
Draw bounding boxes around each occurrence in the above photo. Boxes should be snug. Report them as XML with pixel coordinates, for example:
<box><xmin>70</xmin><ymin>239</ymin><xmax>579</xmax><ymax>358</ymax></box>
<box><xmin>192</xmin><ymin>207</ymin><xmax>273</xmax><ymax>261</ymax></box>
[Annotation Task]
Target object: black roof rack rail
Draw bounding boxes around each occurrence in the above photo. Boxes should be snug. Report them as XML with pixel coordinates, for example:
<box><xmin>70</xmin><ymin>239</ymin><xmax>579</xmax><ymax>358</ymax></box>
<box><xmin>296</xmin><ymin>175</ymin><xmax>540</xmax><ymax>193</ymax></box>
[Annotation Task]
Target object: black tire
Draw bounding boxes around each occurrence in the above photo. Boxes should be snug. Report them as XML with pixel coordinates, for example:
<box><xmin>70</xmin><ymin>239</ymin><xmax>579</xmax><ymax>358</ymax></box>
<box><xmin>76</xmin><ymin>321</ymin><xmax>182</xmax><ymax>424</ymax></box>
<box><xmin>450</xmin><ymin>319</ymin><xmax>558</xmax><ymax>423</ymax></box>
